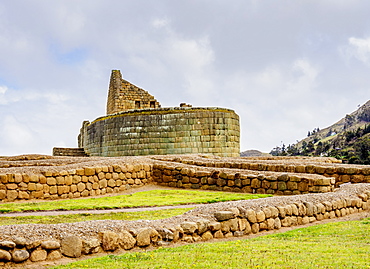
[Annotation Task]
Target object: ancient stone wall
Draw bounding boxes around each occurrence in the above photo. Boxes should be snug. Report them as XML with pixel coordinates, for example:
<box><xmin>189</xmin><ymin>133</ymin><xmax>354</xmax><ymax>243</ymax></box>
<box><xmin>80</xmin><ymin>107</ymin><xmax>241</xmax><ymax>157</ymax></box>
<box><xmin>1</xmin><ymin>155</ymin><xmax>370</xmax><ymax>266</ymax></box>
<box><xmin>169</xmin><ymin>156</ymin><xmax>370</xmax><ymax>187</ymax></box>
<box><xmin>152</xmin><ymin>161</ymin><xmax>335</xmax><ymax>195</ymax></box>
<box><xmin>52</xmin><ymin>147</ymin><xmax>88</xmax><ymax>157</ymax></box>
<box><xmin>106</xmin><ymin>70</ymin><xmax>160</xmax><ymax>115</ymax></box>
<box><xmin>0</xmin><ymin>164</ymin><xmax>152</xmax><ymax>202</ymax></box>
<box><xmin>0</xmin><ymin>183</ymin><xmax>369</xmax><ymax>266</ymax></box>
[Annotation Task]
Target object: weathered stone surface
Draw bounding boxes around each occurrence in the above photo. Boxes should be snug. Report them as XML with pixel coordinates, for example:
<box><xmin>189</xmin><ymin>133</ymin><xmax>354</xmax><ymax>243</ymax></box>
<box><xmin>47</xmin><ymin>250</ymin><xmax>62</xmax><ymax>261</ymax></box>
<box><xmin>251</xmin><ymin>223</ymin><xmax>259</xmax><ymax>233</ymax></box>
<box><xmin>12</xmin><ymin>249</ymin><xmax>30</xmax><ymax>263</ymax></box>
<box><xmin>269</xmin><ymin>206</ymin><xmax>279</xmax><ymax>218</ymax></box>
<box><xmin>274</xmin><ymin>217</ymin><xmax>282</xmax><ymax>229</ymax></box>
<box><xmin>262</xmin><ymin>207</ymin><xmax>272</xmax><ymax>218</ymax></box>
<box><xmin>266</xmin><ymin>218</ymin><xmax>275</xmax><ymax>230</ymax></box>
<box><xmin>209</xmin><ymin>222</ymin><xmax>221</xmax><ymax>231</ymax></box>
<box><xmin>201</xmin><ymin>231</ymin><xmax>213</xmax><ymax>241</ymax></box>
<box><xmin>180</xmin><ymin>221</ymin><xmax>198</xmax><ymax>234</ymax></box>
<box><xmin>221</xmin><ymin>218</ymin><xmax>239</xmax><ymax>232</ymax></box>
<box><xmin>30</xmin><ymin>249</ymin><xmax>47</xmax><ymax>262</ymax></box>
<box><xmin>156</xmin><ymin>228</ymin><xmax>174</xmax><ymax>241</ymax></box>
<box><xmin>214</xmin><ymin>211</ymin><xmax>235</xmax><ymax>221</ymax></box>
<box><xmin>213</xmin><ymin>230</ymin><xmax>224</xmax><ymax>238</ymax></box>
<box><xmin>136</xmin><ymin>228</ymin><xmax>160</xmax><ymax>247</ymax></box>
<box><xmin>26</xmin><ymin>240</ymin><xmax>42</xmax><ymax>250</ymax></box>
<box><xmin>234</xmin><ymin>231</ymin><xmax>245</xmax><ymax>237</ymax></box>
<box><xmin>182</xmin><ymin>235</ymin><xmax>194</xmax><ymax>243</ymax></box>
<box><xmin>197</xmin><ymin>220</ymin><xmax>210</xmax><ymax>234</ymax></box>
<box><xmin>246</xmin><ymin>209</ymin><xmax>257</xmax><ymax>223</ymax></box>
<box><xmin>119</xmin><ymin>231</ymin><xmax>136</xmax><ymax>250</ymax></box>
<box><xmin>100</xmin><ymin>231</ymin><xmax>119</xmax><ymax>251</ymax></box>
<box><xmin>41</xmin><ymin>240</ymin><xmax>60</xmax><ymax>250</ymax></box>
<box><xmin>13</xmin><ymin>237</ymin><xmax>27</xmax><ymax>247</ymax></box>
<box><xmin>82</xmin><ymin>239</ymin><xmax>100</xmax><ymax>255</ymax></box>
<box><xmin>304</xmin><ymin>202</ymin><xmax>315</xmax><ymax>216</ymax></box>
<box><xmin>0</xmin><ymin>249</ymin><xmax>11</xmax><ymax>261</ymax></box>
<box><xmin>0</xmin><ymin>241</ymin><xmax>16</xmax><ymax>249</ymax></box>
<box><xmin>256</xmin><ymin>211</ymin><xmax>266</xmax><ymax>222</ymax></box>
<box><xmin>61</xmin><ymin>235</ymin><xmax>82</xmax><ymax>258</ymax></box>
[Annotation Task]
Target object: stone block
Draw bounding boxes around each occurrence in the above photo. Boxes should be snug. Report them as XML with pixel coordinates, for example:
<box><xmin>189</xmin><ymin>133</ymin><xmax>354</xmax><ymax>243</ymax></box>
<box><xmin>12</xmin><ymin>249</ymin><xmax>30</xmax><ymax>262</ymax></box>
<box><xmin>6</xmin><ymin>190</ymin><xmax>18</xmax><ymax>201</ymax></box>
<box><xmin>0</xmin><ymin>249</ymin><xmax>11</xmax><ymax>261</ymax></box>
<box><xmin>61</xmin><ymin>236</ymin><xmax>82</xmax><ymax>258</ymax></box>
<box><xmin>30</xmin><ymin>249</ymin><xmax>47</xmax><ymax>262</ymax></box>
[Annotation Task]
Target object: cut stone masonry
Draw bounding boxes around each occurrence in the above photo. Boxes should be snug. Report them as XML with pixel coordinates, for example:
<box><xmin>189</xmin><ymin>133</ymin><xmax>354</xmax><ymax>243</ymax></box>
<box><xmin>0</xmin><ymin>155</ymin><xmax>370</xmax><ymax>267</ymax></box>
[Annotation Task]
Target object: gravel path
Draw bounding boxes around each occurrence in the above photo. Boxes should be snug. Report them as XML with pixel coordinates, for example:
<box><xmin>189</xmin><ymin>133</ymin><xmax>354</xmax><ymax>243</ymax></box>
<box><xmin>0</xmin><ymin>204</ymin><xmax>200</xmax><ymax>217</ymax></box>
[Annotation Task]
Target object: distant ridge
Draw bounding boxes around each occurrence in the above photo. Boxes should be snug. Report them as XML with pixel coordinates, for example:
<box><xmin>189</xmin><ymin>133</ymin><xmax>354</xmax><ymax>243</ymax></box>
<box><xmin>271</xmin><ymin>100</ymin><xmax>370</xmax><ymax>164</ymax></box>
<box><xmin>240</xmin><ymin>150</ymin><xmax>271</xmax><ymax>157</ymax></box>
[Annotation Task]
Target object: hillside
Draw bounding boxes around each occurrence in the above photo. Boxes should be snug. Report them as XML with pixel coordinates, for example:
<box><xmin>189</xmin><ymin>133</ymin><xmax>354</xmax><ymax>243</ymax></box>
<box><xmin>270</xmin><ymin>100</ymin><xmax>370</xmax><ymax>164</ymax></box>
<box><xmin>240</xmin><ymin>149</ymin><xmax>271</xmax><ymax>157</ymax></box>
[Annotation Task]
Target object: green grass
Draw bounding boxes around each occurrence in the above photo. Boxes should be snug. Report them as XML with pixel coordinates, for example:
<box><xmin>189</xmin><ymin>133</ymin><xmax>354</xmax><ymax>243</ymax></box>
<box><xmin>51</xmin><ymin>218</ymin><xmax>370</xmax><ymax>269</ymax></box>
<box><xmin>0</xmin><ymin>190</ymin><xmax>271</xmax><ymax>213</ymax></box>
<box><xmin>0</xmin><ymin>208</ymin><xmax>192</xmax><ymax>226</ymax></box>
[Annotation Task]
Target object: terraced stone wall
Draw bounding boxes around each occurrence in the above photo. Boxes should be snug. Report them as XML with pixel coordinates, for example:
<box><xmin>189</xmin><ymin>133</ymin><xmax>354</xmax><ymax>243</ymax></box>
<box><xmin>0</xmin><ymin>184</ymin><xmax>369</xmax><ymax>266</ymax></box>
<box><xmin>79</xmin><ymin>107</ymin><xmax>240</xmax><ymax>157</ymax></box>
<box><xmin>152</xmin><ymin>161</ymin><xmax>335</xmax><ymax>195</ymax></box>
<box><xmin>172</xmin><ymin>157</ymin><xmax>370</xmax><ymax>187</ymax></box>
<box><xmin>0</xmin><ymin>164</ymin><xmax>152</xmax><ymax>202</ymax></box>
<box><xmin>52</xmin><ymin>147</ymin><xmax>88</xmax><ymax>157</ymax></box>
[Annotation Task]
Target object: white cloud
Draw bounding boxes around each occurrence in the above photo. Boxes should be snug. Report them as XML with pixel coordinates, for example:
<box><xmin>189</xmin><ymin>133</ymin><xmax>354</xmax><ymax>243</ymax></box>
<box><xmin>0</xmin><ymin>85</ymin><xmax>9</xmax><ymax>105</ymax></box>
<box><xmin>286</xmin><ymin>59</ymin><xmax>319</xmax><ymax>97</ymax></box>
<box><xmin>345</xmin><ymin>37</ymin><xmax>370</xmax><ymax>64</ymax></box>
<box><xmin>0</xmin><ymin>85</ymin><xmax>6</xmax><ymax>94</ymax></box>
<box><xmin>0</xmin><ymin>116</ymin><xmax>35</xmax><ymax>154</ymax></box>
<box><xmin>152</xmin><ymin>18</ymin><xmax>170</xmax><ymax>29</ymax></box>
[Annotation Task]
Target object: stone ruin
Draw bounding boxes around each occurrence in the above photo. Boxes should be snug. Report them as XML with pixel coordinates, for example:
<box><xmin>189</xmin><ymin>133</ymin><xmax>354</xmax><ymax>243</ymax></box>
<box><xmin>54</xmin><ymin>70</ymin><xmax>240</xmax><ymax>157</ymax></box>
<box><xmin>106</xmin><ymin>70</ymin><xmax>161</xmax><ymax>114</ymax></box>
<box><xmin>0</xmin><ymin>154</ymin><xmax>369</xmax><ymax>266</ymax></box>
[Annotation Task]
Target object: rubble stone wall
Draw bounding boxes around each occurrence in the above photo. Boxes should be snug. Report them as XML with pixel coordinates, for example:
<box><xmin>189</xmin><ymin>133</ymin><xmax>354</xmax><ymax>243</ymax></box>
<box><xmin>52</xmin><ymin>147</ymin><xmax>88</xmax><ymax>157</ymax></box>
<box><xmin>0</xmin><ymin>184</ymin><xmax>369</xmax><ymax>266</ymax></box>
<box><xmin>79</xmin><ymin>107</ymin><xmax>240</xmax><ymax>157</ymax></box>
<box><xmin>152</xmin><ymin>161</ymin><xmax>336</xmax><ymax>195</ymax></box>
<box><xmin>173</xmin><ymin>158</ymin><xmax>370</xmax><ymax>187</ymax></box>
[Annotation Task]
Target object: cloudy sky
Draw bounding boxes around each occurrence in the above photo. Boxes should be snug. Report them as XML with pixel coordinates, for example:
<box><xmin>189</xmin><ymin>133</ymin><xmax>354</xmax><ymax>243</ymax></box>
<box><xmin>1</xmin><ymin>1</ymin><xmax>370</xmax><ymax>156</ymax></box>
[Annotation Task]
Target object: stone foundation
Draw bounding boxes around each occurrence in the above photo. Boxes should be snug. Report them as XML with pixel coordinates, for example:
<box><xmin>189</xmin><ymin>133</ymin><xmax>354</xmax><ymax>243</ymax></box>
<box><xmin>1</xmin><ymin>155</ymin><xmax>370</xmax><ymax>266</ymax></box>
<box><xmin>79</xmin><ymin>107</ymin><xmax>240</xmax><ymax>157</ymax></box>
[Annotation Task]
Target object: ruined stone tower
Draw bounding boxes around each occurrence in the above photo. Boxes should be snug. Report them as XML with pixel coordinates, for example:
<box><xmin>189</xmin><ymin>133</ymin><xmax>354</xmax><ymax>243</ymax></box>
<box><xmin>106</xmin><ymin>70</ymin><xmax>161</xmax><ymax>115</ymax></box>
<box><xmin>76</xmin><ymin>70</ymin><xmax>240</xmax><ymax>157</ymax></box>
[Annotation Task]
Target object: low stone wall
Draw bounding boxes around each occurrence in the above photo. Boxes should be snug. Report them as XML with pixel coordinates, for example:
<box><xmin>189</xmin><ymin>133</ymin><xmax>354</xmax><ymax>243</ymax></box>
<box><xmin>3</xmin><ymin>154</ymin><xmax>370</xmax><ymax>202</ymax></box>
<box><xmin>163</xmin><ymin>156</ymin><xmax>370</xmax><ymax>187</ymax></box>
<box><xmin>152</xmin><ymin>161</ymin><xmax>336</xmax><ymax>195</ymax></box>
<box><xmin>52</xmin><ymin>147</ymin><xmax>88</xmax><ymax>157</ymax></box>
<box><xmin>0</xmin><ymin>163</ymin><xmax>152</xmax><ymax>202</ymax></box>
<box><xmin>0</xmin><ymin>184</ymin><xmax>369</xmax><ymax>267</ymax></box>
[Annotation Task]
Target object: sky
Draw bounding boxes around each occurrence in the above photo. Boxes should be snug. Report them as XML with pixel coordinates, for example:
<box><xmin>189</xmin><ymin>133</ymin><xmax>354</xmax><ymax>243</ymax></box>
<box><xmin>1</xmin><ymin>1</ymin><xmax>370</xmax><ymax>156</ymax></box>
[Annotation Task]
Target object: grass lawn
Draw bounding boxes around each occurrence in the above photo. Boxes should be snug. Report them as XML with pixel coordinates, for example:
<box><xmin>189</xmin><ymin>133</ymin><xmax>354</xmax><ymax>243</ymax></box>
<box><xmin>0</xmin><ymin>190</ymin><xmax>270</xmax><ymax>213</ymax></box>
<box><xmin>51</xmin><ymin>218</ymin><xmax>370</xmax><ymax>269</ymax></box>
<box><xmin>0</xmin><ymin>208</ymin><xmax>193</xmax><ymax>226</ymax></box>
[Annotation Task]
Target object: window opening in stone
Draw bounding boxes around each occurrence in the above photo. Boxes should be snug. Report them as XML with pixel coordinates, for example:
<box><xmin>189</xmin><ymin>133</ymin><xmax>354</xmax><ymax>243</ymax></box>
<box><xmin>135</xmin><ymin>101</ymin><xmax>141</xmax><ymax>109</ymax></box>
<box><xmin>150</xmin><ymin>101</ymin><xmax>156</xmax><ymax>108</ymax></box>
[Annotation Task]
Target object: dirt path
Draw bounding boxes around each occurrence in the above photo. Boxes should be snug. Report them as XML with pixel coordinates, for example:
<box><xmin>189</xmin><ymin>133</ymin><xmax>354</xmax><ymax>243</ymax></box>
<box><xmin>0</xmin><ymin>204</ymin><xmax>200</xmax><ymax>217</ymax></box>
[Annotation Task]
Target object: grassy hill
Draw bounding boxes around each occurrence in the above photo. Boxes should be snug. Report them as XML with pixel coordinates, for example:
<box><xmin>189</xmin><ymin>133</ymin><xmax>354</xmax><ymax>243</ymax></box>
<box><xmin>270</xmin><ymin>100</ymin><xmax>370</xmax><ymax>164</ymax></box>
